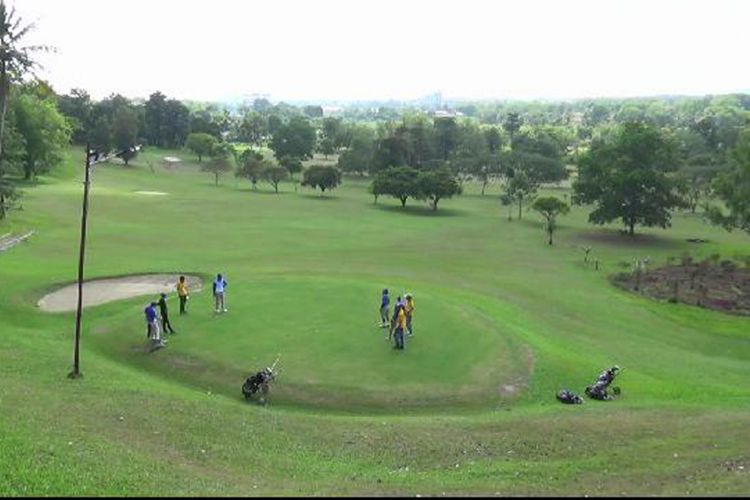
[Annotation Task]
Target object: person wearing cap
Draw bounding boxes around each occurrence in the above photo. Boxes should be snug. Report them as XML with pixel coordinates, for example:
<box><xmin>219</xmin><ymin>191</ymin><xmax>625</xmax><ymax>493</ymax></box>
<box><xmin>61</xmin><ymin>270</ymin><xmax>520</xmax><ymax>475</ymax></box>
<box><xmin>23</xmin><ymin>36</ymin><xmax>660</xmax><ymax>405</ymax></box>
<box><xmin>379</xmin><ymin>288</ymin><xmax>391</xmax><ymax>328</ymax></box>
<box><xmin>213</xmin><ymin>273</ymin><xmax>228</xmax><ymax>313</ymax></box>
<box><xmin>404</xmin><ymin>293</ymin><xmax>415</xmax><ymax>337</ymax></box>
<box><xmin>157</xmin><ymin>292</ymin><xmax>176</xmax><ymax>334</ymax></box>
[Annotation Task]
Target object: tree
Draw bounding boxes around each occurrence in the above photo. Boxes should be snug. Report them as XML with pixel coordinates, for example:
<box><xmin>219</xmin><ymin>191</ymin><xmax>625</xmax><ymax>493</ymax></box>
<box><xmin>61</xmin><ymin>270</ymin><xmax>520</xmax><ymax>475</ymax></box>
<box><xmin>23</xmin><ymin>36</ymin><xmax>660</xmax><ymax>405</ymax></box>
<box><xmin>201</xmin><ymin>142</ymin><xmax>233</xmax><ymax>186</ymax></box>
<box><xmin>414</xmin><ymin>168</ymin><xmax>462</xmax><ymax>211</ymax></box>
<box><xmin>144</xmin><ymin>91</ymin><xmax>166</xmax><ymax>146</ymax></box>
<box><xmin>186</xmin><ymin>132</ymin><xmax>216</xmax><ymax>162</ymax></box>
<box><xmin>237</xmin><ymin>111</ymin><xmax>267</xmax><ymax>147</ymax></box>
<box><xmin>502</xmin><ymin>169</ymin><xmax>536</xmax><ymax>220</ymax></box>
<box><xmin>0</xmin><ymin>1</ymin><xmax>48</xmax><ymax>159</ymax></box>
<box><xmin>301</xmin><ymin>165</ymin><xmax>341</xmax><ymax>196</ymax></box>
<box><xmin>370</xmin><ymin>166</ymin><xmax>420</xmax><ymax>207</ymax></box>
<box><xmin>573</xmin><ymin>122</ymin><xmax>684</xmax><ymax>236</ymax></box>
<box><xmin>503</xmin><ymin>112</ymin><xmax>522</xmax><ymax>144</ymax></box>
<box><xmin>89</xmin><ymin>115</ymin><xmax>112</xmax><ymax>154</ymax></box>
<box><xmin>57</xmin><ymin>88</ymin><xmax>92</xmax><ymax>144</ymax></box>
<box><xmin>14</xmin><ymin>93</ymin><xmax>71</xmax><ymax>179</ymax></box>
<box><xmin>0</xmin><ymin>115</ymin><xmax>23</xmax><ymax>219</ymax></box>
<box><xmin>270</xmin><ymin>116</ymin><xmax>316</xmax><ymax>161</ymax></box>
<box><xmin>162</xmin><ymin>99</ymin><xmax>190</xmax><ymax>147</ymax></box>
<box><xmin>263</xmin><ymin>165</ymin><xmax>288</xmax><ymax>193</ymax></box>
<box><xmin>235</xmin><ymin>149</ymin><xmax>268</xmax><ymax>190</ymax></box>
<box><xmin>433</xmin><ymin>116</ymin><xmax>459</xmax><ymax>160</ymax></box>
<box><xmin>337</xmin><ymin>126</ymin><xmax>375</xmax><ymax>175</ymax></box>
<box><xmin>707</xmin><ymin>128</ymin><xmax>750</xmax><ymax>234</ymax></box>
<box><xmin>278</xmin><ymin>155</ymin><xmax>302</xmax><ymax>180</ymax></box>
<box><xmin>111</xmin><ymin>106</ymin><xmax>139</xmax><ymax>165</ymax></box>
<box><xmin>531</xmin><ymin>196</ymin><xmax>570</xmax><ymax>245</ymax></box>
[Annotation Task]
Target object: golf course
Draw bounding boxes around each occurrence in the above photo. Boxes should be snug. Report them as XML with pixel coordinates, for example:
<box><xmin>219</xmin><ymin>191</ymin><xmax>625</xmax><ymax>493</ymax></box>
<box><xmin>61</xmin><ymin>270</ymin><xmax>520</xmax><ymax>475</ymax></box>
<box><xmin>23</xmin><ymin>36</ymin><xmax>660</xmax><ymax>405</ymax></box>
<box><xmin>1</xmin><ymin>146</ymin><xmax>748</xmax><ymax>496</ymax></box>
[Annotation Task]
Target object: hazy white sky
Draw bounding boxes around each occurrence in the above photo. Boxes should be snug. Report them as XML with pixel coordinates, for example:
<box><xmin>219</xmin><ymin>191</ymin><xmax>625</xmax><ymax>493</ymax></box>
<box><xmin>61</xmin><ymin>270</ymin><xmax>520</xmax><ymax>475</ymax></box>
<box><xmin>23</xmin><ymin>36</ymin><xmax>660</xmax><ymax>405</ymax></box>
<box><xmin>20</xmin><ymin>0</ymin><xmax>750</xmax><ymax>102</ymax></box>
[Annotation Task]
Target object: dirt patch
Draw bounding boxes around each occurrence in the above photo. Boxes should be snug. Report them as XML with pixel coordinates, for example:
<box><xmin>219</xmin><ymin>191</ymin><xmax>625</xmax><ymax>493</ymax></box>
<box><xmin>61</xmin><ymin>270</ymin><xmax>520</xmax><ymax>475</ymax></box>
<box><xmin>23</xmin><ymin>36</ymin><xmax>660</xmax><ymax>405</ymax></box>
<box><xmin>611</xmin><ymin>261</ymin><xmax>750</xmax><ymax>315</ymax></box>
<box><xmin>38</xmin><ymin>274</ymin><xmax>202</xmax><ymax>313</ymax></box>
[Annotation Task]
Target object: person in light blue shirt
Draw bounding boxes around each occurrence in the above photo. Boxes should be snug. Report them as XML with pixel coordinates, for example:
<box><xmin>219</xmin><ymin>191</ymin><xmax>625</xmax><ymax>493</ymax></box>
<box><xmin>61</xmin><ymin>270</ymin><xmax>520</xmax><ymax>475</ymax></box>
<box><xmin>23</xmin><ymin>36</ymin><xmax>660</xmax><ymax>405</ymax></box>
<box><xmin>213</xmin><ymin>273</ymin><xmax>228</xmax><ymax>313</ymax></box>
<box><xmin>379</xmin><ymin>289</ymin><xmax>390</xmax><ymax>328</ymax></box>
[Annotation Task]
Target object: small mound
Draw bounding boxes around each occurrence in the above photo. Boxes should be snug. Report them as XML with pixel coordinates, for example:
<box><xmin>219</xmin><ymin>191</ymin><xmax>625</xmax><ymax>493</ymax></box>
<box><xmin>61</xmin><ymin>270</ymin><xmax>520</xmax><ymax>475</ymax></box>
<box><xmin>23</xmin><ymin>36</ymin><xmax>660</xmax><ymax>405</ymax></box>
<box><xmin>38</xmin><ymin>274</ymin><xmax>202</xmax><ymax>313</ymax></box>
<box><xmin>135</xmin><ymin>191</ymin><xmax>168</xmax><ymax>196</ymax></box>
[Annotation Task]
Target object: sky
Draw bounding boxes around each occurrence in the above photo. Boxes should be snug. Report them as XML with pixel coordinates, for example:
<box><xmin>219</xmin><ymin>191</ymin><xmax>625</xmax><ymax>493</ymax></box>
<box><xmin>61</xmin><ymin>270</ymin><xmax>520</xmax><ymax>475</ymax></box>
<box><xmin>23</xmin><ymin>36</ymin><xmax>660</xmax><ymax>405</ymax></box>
<box><xmin>19</xmin><ymin>0</ymin><xmax>750</xmax><ymax>103</ymax></box>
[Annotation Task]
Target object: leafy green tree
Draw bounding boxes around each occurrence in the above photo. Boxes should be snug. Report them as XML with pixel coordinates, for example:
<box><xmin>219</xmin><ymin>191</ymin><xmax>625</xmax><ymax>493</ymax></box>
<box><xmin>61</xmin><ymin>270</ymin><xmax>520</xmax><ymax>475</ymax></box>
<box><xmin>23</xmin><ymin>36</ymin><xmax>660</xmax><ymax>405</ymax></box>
<box><xmin>0</xmin><ymin>116</ymin><xmax>23</xmax><ymax>219</ymax></box>
<box><xmin>89</xmin><ymin>115</ymin><xmax>112</xmax><ymax>154</ymax></box>
<box><xmin>573</xmin><ymin>122</ymin><xmax>684</xmax><ymax>236</ymax></box>
<box><xmin>278</xmin><ymin>155</ymin><xmax>302</xmax><ymax>180</ymax></box>
<box><xmin>0</xmin><ymin>1</ymin><xmax>48</xmax><ymax>159</ymax></box>
<box><xmin>708</xmin><ymin>128</ymin><xmax>750</xmax><ymax>233</ymax></box>
<box><xmin>337</xmin><ymin>126</ymin><xmax>375</xmax><ymax>175</ymax></box>
<box><xmin>201</xmin><ymin>141</ymin><xmax>233</xmax><ymax>186</ymax></box>
<box><xmin>162</xmin><ymin>99</ymin><xmax>190</xmax><ymax>147</ymax></box>
<box><xmin>144</xmin><ymin>91</ymin><xmax>166</xmax><ymax>146</ymax></box>
<box><xmin>237</xmin><ymin>111</ymin><xmax>267</xmax><ymax>147</ymax></box>
<box><xmin>414</xmin><ymin>168</ymin><xmax>462</xmax><ymax>211</ymax></box>
<box><xmin>235</xmin><ymin>149</ymin><xmax>269</xmax><ymax>190</ymax></box>
<box><xmin>503</xmin><ymin>112</ymin><xmax>522</xmax><ymax>144</ymax></box>
<box><xmin>502</xmin><ymin>169</ymin><xmax>536</xmax><ymax>220</ymax></box>
<box><xmin>370</xmin><ymin>166</ymin><xmax>420</xmax><ymax>207</ymax></box>
<box><xmin>186</xmin><ymin>132</ymin><xmax>216</xmax><ymax>162</ymax></box>
<box><xmin>14</xmin><ymin>94</ymin><xmax>71</xmax><ymax>179</ymax></box>
<box><xmin>433</xmin><ymin>116</ymin><xmax>459</xmax><ymax>160</ymax></box>
<box><xmin>270</xmin><ymin>116</ymin><xmax>316</xmax><ymax>161</ymax></box>
<box><xmin>301</xmin><ymin>164</ymin><xmax>341</xmax><ymax>196</ymax></box>
<box><xmin>531</xmin><ymin>196</ymin><xmax>570</xmax><ymax>245</ymax></box>
<box><xmin>57</xmin><ymin>88</ymin><xmax>92</xmax><ymax>144</ymax></box>
<box><xmin>484</xmin><ymin>126</ymin><xmax>504</xmax><ymax>153</ymax></box>
<box><xmin>263</xmin><ymin>164</ymin><xmax>288</xmax><ymax>193</ymax></box>
<box><xmin>111</xmin><ymin>106</ymin><xmax>139</xmax><ymax>165</ymax></box>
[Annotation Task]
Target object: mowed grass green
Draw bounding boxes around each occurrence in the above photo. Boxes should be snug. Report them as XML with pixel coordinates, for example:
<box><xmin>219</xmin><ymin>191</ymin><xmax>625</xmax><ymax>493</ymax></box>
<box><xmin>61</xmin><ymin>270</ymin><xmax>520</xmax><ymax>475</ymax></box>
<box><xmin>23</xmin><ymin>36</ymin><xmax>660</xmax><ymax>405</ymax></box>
<box><xmin>0</xmin><ymin>147</ymin><xmax>748</xmax><ymax>495</ymax></box>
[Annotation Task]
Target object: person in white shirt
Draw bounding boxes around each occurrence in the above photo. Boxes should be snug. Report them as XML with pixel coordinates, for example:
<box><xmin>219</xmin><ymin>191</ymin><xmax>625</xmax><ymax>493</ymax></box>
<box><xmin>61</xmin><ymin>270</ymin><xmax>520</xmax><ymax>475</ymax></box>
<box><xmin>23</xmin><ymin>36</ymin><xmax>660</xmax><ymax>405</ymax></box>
<box><xmin>213</xmin><ymin>273</ymin><xmax>228</xmax><ymax>313</ymax></box>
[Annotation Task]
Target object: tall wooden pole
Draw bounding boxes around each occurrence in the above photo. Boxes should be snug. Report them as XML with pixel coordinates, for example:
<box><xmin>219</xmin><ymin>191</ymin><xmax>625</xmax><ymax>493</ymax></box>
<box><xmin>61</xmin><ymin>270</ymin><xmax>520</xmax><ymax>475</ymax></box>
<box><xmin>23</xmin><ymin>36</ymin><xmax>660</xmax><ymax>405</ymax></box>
<box><xmin>68</xmin><ymin>144</ymin><xmax>91</xmax><ymax>379</ymax></box>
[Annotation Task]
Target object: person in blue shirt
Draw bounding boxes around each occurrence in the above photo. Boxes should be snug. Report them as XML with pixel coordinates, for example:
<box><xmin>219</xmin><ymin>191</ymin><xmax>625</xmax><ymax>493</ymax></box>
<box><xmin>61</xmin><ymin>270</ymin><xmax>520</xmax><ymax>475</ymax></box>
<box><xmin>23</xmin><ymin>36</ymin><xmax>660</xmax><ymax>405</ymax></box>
<box><xmin>213</xmin><ymin>273</ymin><xmax>228</xmax><ymax>313</ymax></box>
<box><xmin>144</xmin><ymin>302</ymin><xmax>165</xmax><ymax>351</ymax></box>
<box><xmin>379</xmin><ymin>288</ymin><xmax>390</xmax><ymax>328</ymax></box>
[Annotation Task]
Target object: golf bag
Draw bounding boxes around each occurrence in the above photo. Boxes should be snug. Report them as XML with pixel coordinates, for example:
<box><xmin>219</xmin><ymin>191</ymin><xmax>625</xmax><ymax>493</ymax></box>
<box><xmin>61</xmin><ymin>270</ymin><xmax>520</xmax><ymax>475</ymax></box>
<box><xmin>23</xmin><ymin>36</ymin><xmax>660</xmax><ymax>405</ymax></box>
<box><xmin>556</xmin><ymin>389</ymin><xmax>584</xmax><ymax>404</ymax></box>
<box><xmin>241</xmin><ymin>357</ymin><xmax>280</xmax><ymax>404</ymax></box>
<box><xmin>584</xmin><ymin>365</ymin><xmax>621</xmax><ymax>401</ymax></box>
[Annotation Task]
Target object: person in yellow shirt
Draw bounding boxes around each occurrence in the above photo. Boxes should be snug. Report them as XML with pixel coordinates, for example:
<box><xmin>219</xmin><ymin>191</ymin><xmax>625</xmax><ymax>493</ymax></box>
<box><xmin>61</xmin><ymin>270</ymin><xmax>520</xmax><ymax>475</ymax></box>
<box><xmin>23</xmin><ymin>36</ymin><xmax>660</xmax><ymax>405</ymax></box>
<box><xmin>404</xmin><ymin>293</ymin><xmax>415</xmax><ymax>337</ymax></box>
<box><xmin>176</xmin><ymin>276</ymin><xmax>189</xmax><ymax>315</ymax></box>
<box><xmin>393</xmin><ymin>303</ymin><xmax>407</xmax><ymax>350</ymax></box>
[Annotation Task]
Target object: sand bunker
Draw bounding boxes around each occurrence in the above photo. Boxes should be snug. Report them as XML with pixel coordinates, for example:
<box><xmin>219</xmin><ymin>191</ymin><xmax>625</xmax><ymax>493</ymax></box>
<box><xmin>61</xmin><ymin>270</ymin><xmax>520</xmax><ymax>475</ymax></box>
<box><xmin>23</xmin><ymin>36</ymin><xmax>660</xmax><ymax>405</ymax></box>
<box><xmin>163</xmin><ymin>156</ymin><xmax>181</xmax><ymax>163</ymax></box>
<box><xmin>135</xmin><ymin>191</ymin><xmax>168</xmax><ymax>196</ymax></box>
<box><xmin>38</xmin><ymin>274</ymin><xmax>202</xmax><ymax>313</ymax></box>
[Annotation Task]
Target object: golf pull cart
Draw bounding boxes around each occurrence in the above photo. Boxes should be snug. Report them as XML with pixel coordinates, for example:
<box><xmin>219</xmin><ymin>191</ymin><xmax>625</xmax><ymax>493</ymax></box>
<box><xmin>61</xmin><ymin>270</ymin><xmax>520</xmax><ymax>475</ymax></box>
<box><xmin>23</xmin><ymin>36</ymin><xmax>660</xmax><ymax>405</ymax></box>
<box><xmin>585</xmin><ymin>365</ymin><xmax>622</xmax><ymax>401</ymax></box>
<box><xmin>242</xmin><ymin>356</ymin><xmax>281</xmax><ymax>405</ymax></box>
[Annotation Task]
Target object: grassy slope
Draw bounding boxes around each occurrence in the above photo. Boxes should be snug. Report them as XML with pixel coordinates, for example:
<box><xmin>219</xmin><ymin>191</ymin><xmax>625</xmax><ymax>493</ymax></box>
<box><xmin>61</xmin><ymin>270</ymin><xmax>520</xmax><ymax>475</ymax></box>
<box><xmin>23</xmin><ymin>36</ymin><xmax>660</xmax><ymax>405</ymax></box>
<box><xmin>0</xmin><ymin>147</ymin><xmax>748</xmax><ymax>495</ymax></box>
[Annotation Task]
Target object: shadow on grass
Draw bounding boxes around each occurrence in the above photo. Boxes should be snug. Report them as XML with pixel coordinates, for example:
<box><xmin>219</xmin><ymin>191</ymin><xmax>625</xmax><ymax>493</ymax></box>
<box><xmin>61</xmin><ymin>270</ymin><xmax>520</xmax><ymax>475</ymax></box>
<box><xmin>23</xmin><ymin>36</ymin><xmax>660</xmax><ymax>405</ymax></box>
<box><xmin>235</xmin><ymin>187</ymin><xmax>290</xmax><ymax>196</ymax></box>
<box><xmin>370</xmin><ymin>203</ymin><xmax>466</xmax><ymax>218</ymax></box>
<box><xmin>573</xmin><ymin>228</ymin><xmax>683</xmax><ymax>249</ymax></box>
<box><xmin>297</xmin><ymin>193</ymin><xmax>341</xmax><ymax>201</ymax></box>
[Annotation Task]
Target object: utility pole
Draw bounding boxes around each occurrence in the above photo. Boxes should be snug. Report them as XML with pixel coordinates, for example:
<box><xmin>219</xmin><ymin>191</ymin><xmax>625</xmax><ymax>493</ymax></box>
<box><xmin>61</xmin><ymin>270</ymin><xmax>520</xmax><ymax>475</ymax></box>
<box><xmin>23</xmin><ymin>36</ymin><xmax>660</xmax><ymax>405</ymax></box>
<box><xmin>68</xmin><ymin>143</ymin><xmax>141</xmax><ymax>379</ymax></box>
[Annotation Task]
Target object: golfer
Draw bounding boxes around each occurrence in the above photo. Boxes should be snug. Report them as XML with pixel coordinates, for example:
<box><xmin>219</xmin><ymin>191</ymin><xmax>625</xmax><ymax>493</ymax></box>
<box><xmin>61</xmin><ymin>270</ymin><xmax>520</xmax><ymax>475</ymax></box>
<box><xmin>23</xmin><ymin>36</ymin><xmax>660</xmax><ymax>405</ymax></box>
<box><xmin>176</xmin><ymin>276</ymin><xmax>189</xmax><ymax>315</ymax></box>
<box><xmin>379</xmin><ymin>288</ymin><xmax>390</xmax><ymax>328</ymax></box>
<box><xmin>393</xmin><ymin>303</ymin><xmax>407</xmax><ymax>350</ymax></box>
<box><xmin>157</xmin><ymin>293</ymin><xmax>176</xmax><ymax>334</ymax></box>
<box><xmin>213</xmin><ymin>273</ymin><xmax>228</xmax><ymax>313</ymax></box>
<box><xmin>404</xmin><ymin>293</ymin><xmax>415</xmax><ymax>336</ymax></box>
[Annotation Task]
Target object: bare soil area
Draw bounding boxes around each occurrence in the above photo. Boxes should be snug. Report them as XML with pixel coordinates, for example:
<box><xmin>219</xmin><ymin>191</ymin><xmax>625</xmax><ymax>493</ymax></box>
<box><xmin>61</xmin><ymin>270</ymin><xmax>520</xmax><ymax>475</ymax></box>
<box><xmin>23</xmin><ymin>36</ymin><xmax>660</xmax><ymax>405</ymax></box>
<box><xmin>38</xmin><ymin>274</ymin><xmax>202</xmax><ymax>313</ymax></box>
<box><xmin>611</xmin><ymin>262</ymin><xmax>750</xmax><ymax>315</ymax></box>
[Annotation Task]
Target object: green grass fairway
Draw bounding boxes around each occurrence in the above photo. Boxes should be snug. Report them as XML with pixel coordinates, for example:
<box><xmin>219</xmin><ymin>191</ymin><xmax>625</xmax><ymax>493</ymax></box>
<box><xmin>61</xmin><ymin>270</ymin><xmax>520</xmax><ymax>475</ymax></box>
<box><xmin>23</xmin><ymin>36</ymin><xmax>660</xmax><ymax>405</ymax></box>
<box><xmin>1</xmin><ymin>147</ymin><xmax>749</xmax><ymax>495</ymax></box>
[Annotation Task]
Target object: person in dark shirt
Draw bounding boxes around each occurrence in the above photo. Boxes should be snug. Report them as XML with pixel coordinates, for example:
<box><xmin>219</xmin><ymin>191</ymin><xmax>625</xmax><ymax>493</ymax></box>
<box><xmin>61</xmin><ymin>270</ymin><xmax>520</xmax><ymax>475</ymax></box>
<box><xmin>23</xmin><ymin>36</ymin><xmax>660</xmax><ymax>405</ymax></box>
<box><xmin>379</xmin><ymin>288</ymin><xmax>390</xmax><ymax>328</ymax></box>
<box><xmin>157</xmin><ymin>293</ymin><xmax>176</xmax><ymax>334</ymax></box>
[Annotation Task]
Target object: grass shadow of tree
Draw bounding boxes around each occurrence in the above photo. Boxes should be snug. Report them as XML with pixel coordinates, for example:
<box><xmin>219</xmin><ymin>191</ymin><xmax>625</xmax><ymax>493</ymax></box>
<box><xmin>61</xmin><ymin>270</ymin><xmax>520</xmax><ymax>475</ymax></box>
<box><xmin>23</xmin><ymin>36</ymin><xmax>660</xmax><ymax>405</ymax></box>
<box><xmin>370</xmin><ymin>203</ymin><xmax>466</xmax><ymax>218</ymax></box>
<box><xmin>573</xmin><ymin>228</ymin><xmax>683</xmax><ymax>249</ymax></box>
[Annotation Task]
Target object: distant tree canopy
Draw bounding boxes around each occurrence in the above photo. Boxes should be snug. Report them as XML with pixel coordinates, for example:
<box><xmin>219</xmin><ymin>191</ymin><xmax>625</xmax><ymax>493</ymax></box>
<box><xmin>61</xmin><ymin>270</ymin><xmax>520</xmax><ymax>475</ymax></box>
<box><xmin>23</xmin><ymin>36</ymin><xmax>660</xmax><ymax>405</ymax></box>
<box><xmin>201</xmin><ymin>141</ymin><xmax>233</xmax><ymax>186</ymax></box>
<box><xmin>301</xmin><ymin>165</ymin><xmax>341</xmax><ymax>195</ymax></box>
<box><xmin>708</xmin><ymin>128</ymin><xmax>750</xmax><ymax>234</ymax></box>
<box><xmin>235</xmin><ymin>149</ymin><xmax>271</xmax><ymax>190</ymax></box>
<box><xmin>573</xmin><ymin>122</ymin><xmax>684</xmax><ymax>236</ymax></box>
<box><xmin>270</xmin><ymin>116</ymin><xmax>316</xmax><ymax>161</ymax></box>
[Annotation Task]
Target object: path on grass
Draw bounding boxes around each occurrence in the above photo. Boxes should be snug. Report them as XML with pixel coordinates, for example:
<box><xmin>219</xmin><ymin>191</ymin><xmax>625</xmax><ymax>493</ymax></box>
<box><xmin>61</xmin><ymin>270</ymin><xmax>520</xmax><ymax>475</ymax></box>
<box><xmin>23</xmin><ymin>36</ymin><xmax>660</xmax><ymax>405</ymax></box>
<box><xmin>38</xmin><ymin>274</ymin><xmax>202</xmax><ymax>312</ymax></box>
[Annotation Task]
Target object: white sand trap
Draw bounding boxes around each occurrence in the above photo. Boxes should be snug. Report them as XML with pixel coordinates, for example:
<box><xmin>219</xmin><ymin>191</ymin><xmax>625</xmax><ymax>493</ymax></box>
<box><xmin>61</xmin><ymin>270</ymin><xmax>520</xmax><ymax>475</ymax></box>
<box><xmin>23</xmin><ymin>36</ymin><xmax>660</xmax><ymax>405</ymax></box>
<box><xmin>135</xmin><ymin>191</ymin><xmax>168</xmax><ymax>196</ymax></box>
<box><xmin>38</xmin><ymin>274</ymin><xmax>202</xmax><ymax>313</ymax></box>
<box><xmin>163</xmin><ymin>156</ymin><xmax>182</xmax><ymax>163</ymax></box>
